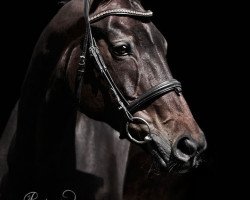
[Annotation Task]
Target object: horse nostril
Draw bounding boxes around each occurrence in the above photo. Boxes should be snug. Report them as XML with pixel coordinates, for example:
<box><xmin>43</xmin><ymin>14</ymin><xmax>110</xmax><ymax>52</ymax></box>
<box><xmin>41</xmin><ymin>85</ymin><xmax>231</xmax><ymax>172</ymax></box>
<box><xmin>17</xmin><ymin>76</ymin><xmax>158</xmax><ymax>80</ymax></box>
<box><xmin>177</xmin><ymin>137</ymin><xmax>197</xmax><ymax>156</ymax></box>
<box><xmin>174</xmin><ymin>137</ymin><xmax>198</xmax><ymax>162</ymax></box>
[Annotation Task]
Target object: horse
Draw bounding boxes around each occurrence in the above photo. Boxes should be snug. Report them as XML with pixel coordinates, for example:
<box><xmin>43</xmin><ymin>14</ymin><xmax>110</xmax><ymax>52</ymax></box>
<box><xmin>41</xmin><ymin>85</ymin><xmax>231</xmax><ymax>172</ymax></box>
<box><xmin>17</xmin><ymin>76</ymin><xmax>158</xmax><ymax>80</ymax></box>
<box><xmin>0</xmin><ymin>0</ymin><xmax>207</xmax><ymax>199</ymax></box>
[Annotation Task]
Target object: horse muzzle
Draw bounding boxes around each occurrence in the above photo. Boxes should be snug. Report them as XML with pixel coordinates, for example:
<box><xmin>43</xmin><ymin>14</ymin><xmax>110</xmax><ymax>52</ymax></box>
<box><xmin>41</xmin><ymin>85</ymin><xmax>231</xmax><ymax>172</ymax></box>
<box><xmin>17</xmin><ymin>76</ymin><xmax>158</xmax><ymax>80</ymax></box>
<box><xmin>144</xmin><ymin>133</ymin><xmax>207</xmax><ymax>173</ymax></box>
<box><xmin>123</xmin><ymin>115</ymin><xmax>207</xmax><ymax>173</ymax></box>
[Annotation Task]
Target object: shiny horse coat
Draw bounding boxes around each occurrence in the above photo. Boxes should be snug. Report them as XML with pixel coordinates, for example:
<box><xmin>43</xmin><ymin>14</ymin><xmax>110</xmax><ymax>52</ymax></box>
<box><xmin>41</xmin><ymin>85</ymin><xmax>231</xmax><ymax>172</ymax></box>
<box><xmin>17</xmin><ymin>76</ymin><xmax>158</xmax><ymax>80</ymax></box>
<box><xmin>0</xmin><ymin>0</ymin><xmax>206</xmax><ymax>199</ymax></box>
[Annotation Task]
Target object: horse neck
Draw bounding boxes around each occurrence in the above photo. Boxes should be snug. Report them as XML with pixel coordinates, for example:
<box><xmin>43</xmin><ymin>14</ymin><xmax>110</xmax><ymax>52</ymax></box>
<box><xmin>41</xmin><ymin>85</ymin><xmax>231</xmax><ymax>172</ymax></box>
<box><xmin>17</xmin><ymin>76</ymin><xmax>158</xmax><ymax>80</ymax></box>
<box><xmin>9</xmin><ymin>0</ymin><xmax>87</xmax><ymax>172</ymax></box>
<box><xmin>10</xmin><ymin>67</ymin><xmax>77</xmax><ymax>175</ymax></box>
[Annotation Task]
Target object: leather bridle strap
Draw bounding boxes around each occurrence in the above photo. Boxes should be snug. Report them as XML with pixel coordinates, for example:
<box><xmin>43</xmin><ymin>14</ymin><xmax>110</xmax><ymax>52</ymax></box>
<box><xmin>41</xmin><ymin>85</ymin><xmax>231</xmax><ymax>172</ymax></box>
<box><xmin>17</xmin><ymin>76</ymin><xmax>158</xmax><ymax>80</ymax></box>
<box><xmin>76</xmin><ymin>0</ymin><xmax>91</xmax><ymax>100</ymax></box>
<box><xmin>89</xmin><ymin>38</ymin><xmax>133</xmax><ymax>120</ymax></box>
<box><xmin>128</xmin><ymin>79</ymin><xmax>182</xmax><ymax>113</ymax></box>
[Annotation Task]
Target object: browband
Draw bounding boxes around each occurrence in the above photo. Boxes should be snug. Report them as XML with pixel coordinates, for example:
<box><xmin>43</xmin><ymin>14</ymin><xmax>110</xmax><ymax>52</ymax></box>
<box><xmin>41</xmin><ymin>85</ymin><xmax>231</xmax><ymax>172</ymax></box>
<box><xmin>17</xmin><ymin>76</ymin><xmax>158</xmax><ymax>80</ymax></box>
<box><xmin>90</xmin><ymin>9</ymin><xmax>153</xmax><ymax>23</ymax></box>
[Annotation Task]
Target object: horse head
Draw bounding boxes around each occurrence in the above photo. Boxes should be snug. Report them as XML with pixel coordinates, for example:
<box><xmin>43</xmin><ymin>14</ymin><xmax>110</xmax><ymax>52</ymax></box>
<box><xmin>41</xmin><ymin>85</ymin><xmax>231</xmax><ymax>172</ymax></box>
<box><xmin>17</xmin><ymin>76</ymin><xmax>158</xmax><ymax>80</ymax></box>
<box><xmin>67</xmin><ymin>0</ymin><xmax>207</xmax><ymax>173</ymax></box>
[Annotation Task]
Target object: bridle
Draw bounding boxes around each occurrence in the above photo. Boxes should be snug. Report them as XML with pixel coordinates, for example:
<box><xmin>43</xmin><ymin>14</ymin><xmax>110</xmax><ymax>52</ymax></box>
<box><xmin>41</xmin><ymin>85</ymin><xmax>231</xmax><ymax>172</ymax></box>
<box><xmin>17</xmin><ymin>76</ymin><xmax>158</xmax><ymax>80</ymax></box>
<box><xmin>76</xmin><ymin>0</ymin><xmax>182</xmax><ymax>144</ymax></box>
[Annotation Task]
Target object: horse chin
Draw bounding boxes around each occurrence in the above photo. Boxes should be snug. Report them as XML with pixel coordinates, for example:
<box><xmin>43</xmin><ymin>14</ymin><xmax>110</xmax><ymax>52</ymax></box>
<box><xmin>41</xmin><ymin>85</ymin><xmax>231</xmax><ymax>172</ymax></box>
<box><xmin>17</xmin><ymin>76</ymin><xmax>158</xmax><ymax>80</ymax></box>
<box><xmin>168</xmin><ymin>159</ymin><xmax>195</xmax><ymax>174</ymax></box>
<box><xmin>151</xmin><ymin>149</ymin><xmax>197</xmax><ymax>174</ymax></box>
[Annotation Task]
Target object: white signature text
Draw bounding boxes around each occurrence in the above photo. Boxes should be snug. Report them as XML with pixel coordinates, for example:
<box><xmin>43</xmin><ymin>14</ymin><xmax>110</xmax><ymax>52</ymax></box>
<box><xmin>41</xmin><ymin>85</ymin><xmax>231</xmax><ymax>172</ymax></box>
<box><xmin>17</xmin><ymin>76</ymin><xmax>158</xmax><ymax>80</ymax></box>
<box><xmin>23</xmin><ymin>190</ymin><xmax>76</xmax><ymax>200</ymax></box>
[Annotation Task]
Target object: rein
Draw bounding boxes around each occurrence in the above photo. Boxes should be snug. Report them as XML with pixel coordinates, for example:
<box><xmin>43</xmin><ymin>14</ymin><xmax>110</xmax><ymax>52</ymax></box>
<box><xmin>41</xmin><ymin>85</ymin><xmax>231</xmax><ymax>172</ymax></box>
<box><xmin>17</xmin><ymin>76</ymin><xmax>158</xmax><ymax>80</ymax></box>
<box><xmin>76</xmin><ymin>0</ymin><xmax>182</xmax><ymax>144</ymax></box>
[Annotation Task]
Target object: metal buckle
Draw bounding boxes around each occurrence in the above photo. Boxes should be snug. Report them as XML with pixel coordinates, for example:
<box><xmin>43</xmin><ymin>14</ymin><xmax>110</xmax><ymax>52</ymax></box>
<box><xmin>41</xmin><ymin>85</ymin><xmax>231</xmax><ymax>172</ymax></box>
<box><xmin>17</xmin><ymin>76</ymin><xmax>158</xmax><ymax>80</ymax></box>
<box><xmin>126</xmin><ymin>117</ymin><xmax>152</xmax><ymax>144</ymax></box>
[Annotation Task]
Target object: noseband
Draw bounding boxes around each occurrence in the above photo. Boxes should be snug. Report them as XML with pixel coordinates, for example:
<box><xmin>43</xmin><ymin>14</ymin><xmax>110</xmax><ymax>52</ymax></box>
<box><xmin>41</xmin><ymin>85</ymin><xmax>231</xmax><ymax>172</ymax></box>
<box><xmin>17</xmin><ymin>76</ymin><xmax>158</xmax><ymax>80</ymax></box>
<box><xmin>76</xmin><ymin>0</ymin><xmax>182</xmax><ymax>144</ymax></box>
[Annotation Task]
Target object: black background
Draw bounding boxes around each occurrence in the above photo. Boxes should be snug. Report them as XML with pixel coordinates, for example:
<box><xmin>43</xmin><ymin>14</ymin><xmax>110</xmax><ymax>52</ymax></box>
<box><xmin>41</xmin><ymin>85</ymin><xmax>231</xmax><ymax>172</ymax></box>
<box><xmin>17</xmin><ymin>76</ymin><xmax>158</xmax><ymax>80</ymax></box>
<box><xmin>0</xmin><ymin>0</ymin><xmax>244</xmax><ymax>199</ymax></box>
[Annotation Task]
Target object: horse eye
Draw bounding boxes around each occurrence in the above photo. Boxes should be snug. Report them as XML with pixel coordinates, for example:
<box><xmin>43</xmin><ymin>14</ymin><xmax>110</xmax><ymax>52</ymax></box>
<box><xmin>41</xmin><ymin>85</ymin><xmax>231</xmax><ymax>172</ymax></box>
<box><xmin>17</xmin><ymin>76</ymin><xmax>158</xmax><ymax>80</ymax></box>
<box><xmin>112</xmin><ymin>44</ymin><xmax>131</xmax><ymax>56</ymax></box>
